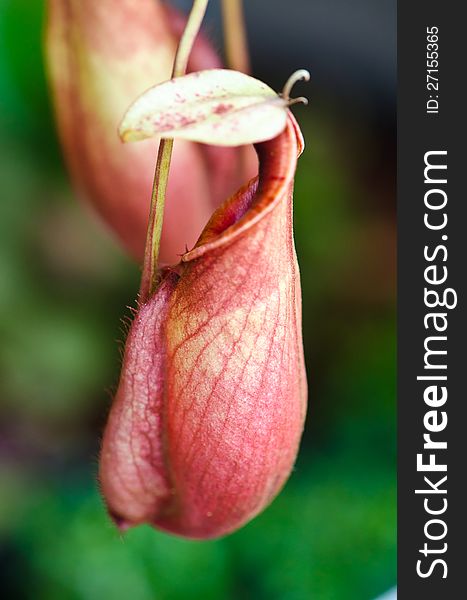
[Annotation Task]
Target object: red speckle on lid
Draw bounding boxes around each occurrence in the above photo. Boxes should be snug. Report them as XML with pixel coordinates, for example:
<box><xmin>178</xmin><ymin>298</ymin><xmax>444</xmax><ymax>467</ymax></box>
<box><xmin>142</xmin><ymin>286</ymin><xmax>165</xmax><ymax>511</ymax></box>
<box><xmin>213</xmin><ymin>103</ymin><xmax>233</xmax><ymax>115</ymax></box>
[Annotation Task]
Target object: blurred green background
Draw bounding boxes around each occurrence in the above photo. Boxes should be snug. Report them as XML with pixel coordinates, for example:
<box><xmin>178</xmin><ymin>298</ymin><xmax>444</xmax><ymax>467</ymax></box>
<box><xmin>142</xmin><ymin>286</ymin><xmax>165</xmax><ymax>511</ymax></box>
<box><xmin>0</xmin><ymin>1</ymin><xmax>396</xmax><ymax>598</ymax></box>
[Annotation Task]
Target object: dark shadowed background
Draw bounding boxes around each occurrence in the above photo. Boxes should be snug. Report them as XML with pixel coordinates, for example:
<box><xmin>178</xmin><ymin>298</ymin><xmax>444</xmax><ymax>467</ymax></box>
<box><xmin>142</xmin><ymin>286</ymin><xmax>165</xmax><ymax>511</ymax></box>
<box><xmin>0</xmin><ymin>1</ymin><xmax>396</xmax><ymax>598</ymax></box>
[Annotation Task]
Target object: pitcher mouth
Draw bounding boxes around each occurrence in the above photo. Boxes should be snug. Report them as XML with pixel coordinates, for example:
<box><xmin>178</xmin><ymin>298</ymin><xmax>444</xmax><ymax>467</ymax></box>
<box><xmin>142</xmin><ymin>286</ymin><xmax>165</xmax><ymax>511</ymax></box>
<box><xmin>183</xmin><ymin>113</ymin><xmax>303</xmax><ymax>263</ymax></box>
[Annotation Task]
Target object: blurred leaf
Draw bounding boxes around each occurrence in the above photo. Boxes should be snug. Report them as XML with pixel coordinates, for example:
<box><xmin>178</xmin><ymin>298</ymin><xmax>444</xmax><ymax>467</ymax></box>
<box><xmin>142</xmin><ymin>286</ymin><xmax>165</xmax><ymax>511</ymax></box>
<box><xmin>0</xmin><ymin>0</ymin><xmax>58</xmax><ymax>157</ymax></box>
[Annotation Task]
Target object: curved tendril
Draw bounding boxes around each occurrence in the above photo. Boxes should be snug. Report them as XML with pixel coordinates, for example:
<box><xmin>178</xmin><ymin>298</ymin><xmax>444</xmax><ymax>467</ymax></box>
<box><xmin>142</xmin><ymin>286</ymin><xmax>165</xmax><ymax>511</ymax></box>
<box><xmin>281</xmin><ymin>69</ymin><xmax>310</xmax><ymax>106</ymax></box>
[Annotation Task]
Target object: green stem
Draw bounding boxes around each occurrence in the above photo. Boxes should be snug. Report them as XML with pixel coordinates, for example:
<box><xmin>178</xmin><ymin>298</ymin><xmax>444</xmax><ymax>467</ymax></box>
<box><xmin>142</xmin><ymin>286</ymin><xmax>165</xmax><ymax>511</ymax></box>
<box><xmin>221</xmin><ymin>0</ymin><xmax>251</xmax><ymax>197</ymax></box>
<box><xmin>139</xmin><ymin>139</ymin><xmax>174</xmax><ymax>301</ymax></box>
<box><xmin>172</xmin><ymin>0</ymin><xmax>210</xmax><ymax>78</ymax></box>
<box><xmin>140</xmin><ymin>0</ymin><xmax>209</xmax><ymax>301</ymax></box>
<box><xmin>221</xmin><ymin>0</ymin><xmax>250</xmax><ymax>74</ymax></box>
